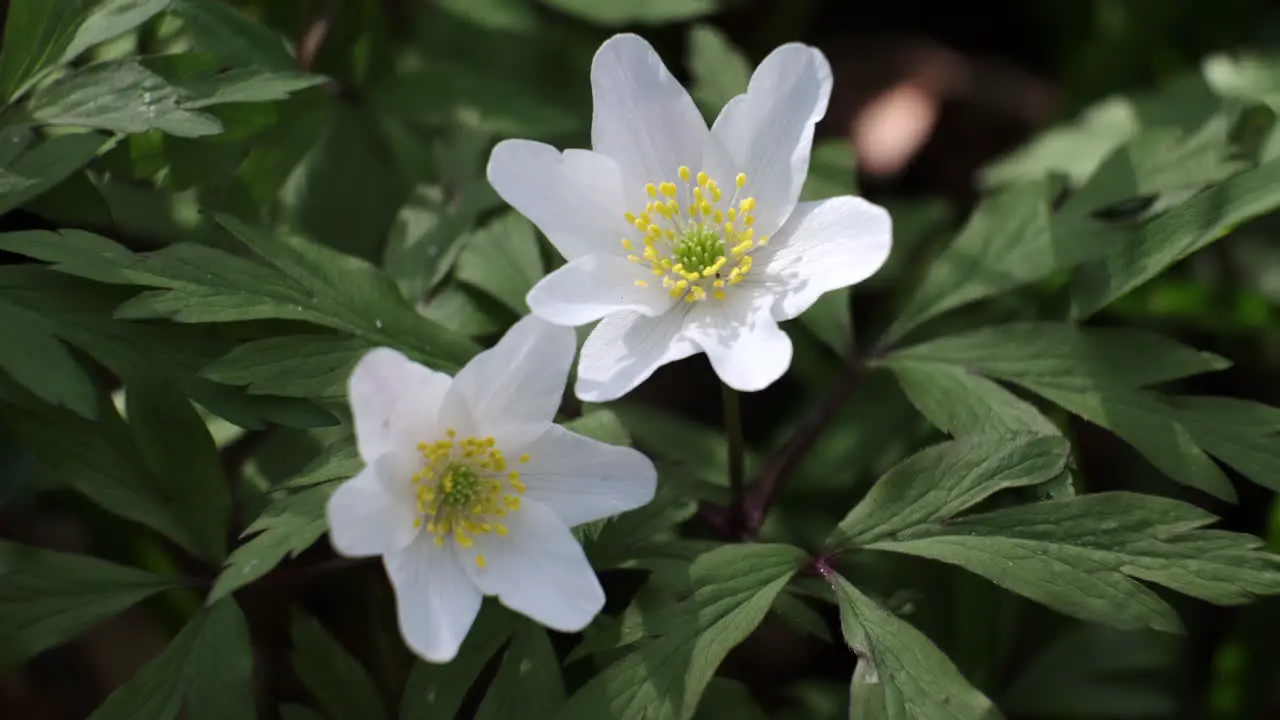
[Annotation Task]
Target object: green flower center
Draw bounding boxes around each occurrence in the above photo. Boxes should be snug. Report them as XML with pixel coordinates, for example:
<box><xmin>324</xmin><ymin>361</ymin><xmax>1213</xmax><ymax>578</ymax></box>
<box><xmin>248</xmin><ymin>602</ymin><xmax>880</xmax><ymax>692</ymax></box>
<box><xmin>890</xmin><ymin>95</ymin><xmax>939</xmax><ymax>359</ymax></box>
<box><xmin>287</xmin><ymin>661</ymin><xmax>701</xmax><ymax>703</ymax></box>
<box><xmin>673</xmin><ymin>225</ymin><xmax>727</xmax><ymax>275</ymax></box>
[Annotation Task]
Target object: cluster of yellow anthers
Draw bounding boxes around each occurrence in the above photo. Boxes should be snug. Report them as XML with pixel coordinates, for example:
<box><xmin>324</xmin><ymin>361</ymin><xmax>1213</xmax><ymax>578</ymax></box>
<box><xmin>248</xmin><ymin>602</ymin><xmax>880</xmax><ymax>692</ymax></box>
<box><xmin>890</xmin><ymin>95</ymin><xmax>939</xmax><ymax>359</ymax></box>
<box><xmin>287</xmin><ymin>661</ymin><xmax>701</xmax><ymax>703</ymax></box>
<box><xmin>411</xmin><ymin>430</ymin><xmax>531</xmax><ymax>569</ymax></box>
<box><xmin>621</xmin><ymin>167</ymin><xmax>770</xmax><ymax>303</ymax></box>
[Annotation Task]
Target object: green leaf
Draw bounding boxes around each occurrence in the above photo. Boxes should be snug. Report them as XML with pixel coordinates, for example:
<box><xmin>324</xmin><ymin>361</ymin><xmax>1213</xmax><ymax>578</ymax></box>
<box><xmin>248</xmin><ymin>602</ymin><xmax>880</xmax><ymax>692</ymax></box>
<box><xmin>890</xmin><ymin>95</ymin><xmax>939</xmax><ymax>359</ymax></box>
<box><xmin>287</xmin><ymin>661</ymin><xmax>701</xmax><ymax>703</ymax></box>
<box><xmin>771</xmin><ymin>591</ymin><xmax>832</xmax><ymax>644</ymax></box>
<box><xmin>882</xmin><ymin>181</ymin><xmax>1117</xmax><ymax>346</ymax></box>
<box><xmin>90</xmin><ymin>599</ymin><xmax>256</xmax><ymax>720</ymax></box>
<box><xmin>867</xmin><ymin>492</ymin><xmax>1280</xmax><ymax>632</ymax></box>
<box><xmin>887</xmin><ymin>360</ymin><xmax>1060</xmax><ymax>437</ymax></box>
<box><xmin>29</xmin><ymin>60</ymin><xmax>224</xmax><ymax>137</ymax></box>
<box><xmin>1021</xmin><ymin>383</ymin><xmax>1237</xmax><ymax>501</ymax></box>
<box><xmin>455</xmin><ymin>212</ymin><xmax>544</xmax><ymax>315</ymax></box>
<box><xmin>475</xmin><ymin>622</ymin><xmax>565</xmax><ymax>720</ymax></box>
<box><xmin>537</xmin><ymin>0</ymin><xmax>720</xmax><ymax>27</ymax></box>
<box><xmin>126</xmin><ymin>378</ymin><xmax>231</xmax><ymax>561</ymax></box>
<box><xmin>586</xmin><ymin>485</ymin><xmax>698</xmax><ymax>570</ymax></box>
<box><xmin>3</xmin><ymin>224</ymin><xmax>477</xmax><ymax>373</ymax></box>
<box><xmin>890</xmin><ymin>322</ymin><xmax>1229</xmax><ymax>391</ymax></box>
<box><xmin>1073</xmin><ymin>154</ymin><xmax>1280</xmax><ymax>317</ymax></box>
<box><xmin>202</xmin><ymin>335</ymin><xmax>370</xmax><ymax>400</ymax></box>
<box><xmin>559</xmin><ymin>544</ymin><xmax>805</xmax><ymax>720</ymax></box>
<box><xmin>401</xmin><ymin>603</ymin><xmax>521</xmax><ymax>720</ymax></box>
<box><xmin>215</xmin><ymin>214</ymin><xmax>479</xmax><ymax>371</ymax></box>
<box><xmin>208</xmin><ymin>484</ymin><xmax>332</xmax><ymax>603</ymax></box>
<box><xmin>373</xmin><ymin>64</ymin><xmax>577</xmax><ymax>140</ymax></box>
<box><xmin>828</xmin><ymin>433</ymin><xmax>1070</xmax><ymax>549</ymax></box>
<box><xmin>1061</xmin><ymin>113</ymin><xmax>1246</xmax><ymax>216</ymax></box>
<box><xmin>171</xmin><ymin>0</ymin><xmax>295</xmax><ymax>70</ymax></box>
<box><xmin>0</xmin><ymin>541</ymin><xmax>177</xmax><ymax>669</ymax></box>
<box><xmin>830</xmin><ymin>572</ymin><xmax>1001</xmax><ymax>719</ymax></box>
<box><xmin>292</xmin><ymin>613</ymin><xmax>388</xmax><ymax>720</ymax></box>
<box><xmin>1168</xmin><ymin>396</ymin><xmax>1280</xmax><ymax>493</ymax></box>
<box><xmin>0</xmin><ymin>0</ymin><xmax>95</xmax><ymax>101</ymax></box>
<box><xmin>0</xmin><ymin>299</ymin><xmax>97</xmax><ymax>417</ymax></box>
<box><xmin>63</xmin><ymin>0</ymin><xmax>173</xmax><ymax>65</ymax></box>
<box><xmin>0</xmin><ymin>131</ymin><xmax>108</xmax><ymax>215</ymax></box>
<box><xmin>5</xmin><ymin>399</ymin><xmax>227</xmax><ymax>560</ymax></box>
<box><xmin>0</xmin><ymin>264</ymin><xmax>332</xmax><ymax>430</ymax></box>
<box><xmin>179</xmin><ymin>68</ymin><xmax>328</xmax><ymax>109</ymax></box>
<box><xmin>687</xmin><ymin>24</ymin><xmax>749</xmax><ymax>113</ymax></box>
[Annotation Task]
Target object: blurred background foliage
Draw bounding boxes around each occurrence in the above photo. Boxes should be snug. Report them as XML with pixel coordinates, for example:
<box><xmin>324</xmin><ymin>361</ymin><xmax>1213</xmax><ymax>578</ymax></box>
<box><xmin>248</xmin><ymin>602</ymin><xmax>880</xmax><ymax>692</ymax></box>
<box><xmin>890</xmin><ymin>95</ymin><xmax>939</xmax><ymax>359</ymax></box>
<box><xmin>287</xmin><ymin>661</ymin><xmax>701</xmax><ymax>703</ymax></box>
<box><xmin>5</xmin><ymin>0</ymin><xmax>1280</xmax><ymax>718</ymax></box>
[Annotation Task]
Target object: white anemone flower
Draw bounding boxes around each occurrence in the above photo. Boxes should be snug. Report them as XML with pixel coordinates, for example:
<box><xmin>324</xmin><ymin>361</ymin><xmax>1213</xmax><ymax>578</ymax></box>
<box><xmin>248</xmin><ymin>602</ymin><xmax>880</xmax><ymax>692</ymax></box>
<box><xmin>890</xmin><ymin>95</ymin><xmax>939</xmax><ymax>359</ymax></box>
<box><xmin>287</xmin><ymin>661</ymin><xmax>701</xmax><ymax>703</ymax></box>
<box><xmin>487</xmin><ymin>33</ymin><xmax>892</xmax><ymax>402</ymax></box>
<box><xmin>325</xmin><ymin>315</ymin><xmax>657</xmax><ymax>663</ymax></box>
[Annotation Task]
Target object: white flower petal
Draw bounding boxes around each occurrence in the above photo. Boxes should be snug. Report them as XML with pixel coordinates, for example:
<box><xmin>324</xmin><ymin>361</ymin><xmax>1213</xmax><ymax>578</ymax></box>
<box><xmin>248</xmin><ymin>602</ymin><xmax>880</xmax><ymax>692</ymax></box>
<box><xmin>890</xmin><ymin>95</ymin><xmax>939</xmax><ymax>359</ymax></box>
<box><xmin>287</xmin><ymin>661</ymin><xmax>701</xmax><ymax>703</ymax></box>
<box><xmin>326</xmin><ymin>452</ymin><xmax>420</xmax><ymax>557</ymax></box>
<box><xmin>758</xmin><ymin>197</ymin><xmax>893</xmax><ymax>321</ymax></box>
<box><xmin>591</xmin><ymin>33</ymin><xmax>708</xmax><ymax>200</ymax></box>
<box><xmin>709</xmin><ymin>44</ymin><xmax>832</xmax><ymax>237</ymax></box>
<box><xmin>384</xmin><ymin>535</ymin><xmax>483</xmax><ymax>663</ymax></box>
<box><xmin>574</xmin><ymin>309</ymin><xmax>698</xmax><ymax>403</ymax></box>
<box><xmin>487</xmin><ymin>140</ymin><xmax>633</xmax><ymax>261</ymax></box>
<box><xmin>441</xmin><ymin>315</ymin><xmax>573</xmax><ymax>447</ymax></box>
<box><xmin>684</xmin><ymin>291</ymin><xmax>793</xmax><ymax>392</ymax></box>
<box><xmin>462</xmin><ymin>499</ymin><xmax>604</xmax><ymax>632</ymax></box>
<box><xmin>348</xmin><ymin>348</ymin><xmax>451</xmax><ymax>461</ymax></box>
<box><xmin>527</xmin><ymin>255</ymin><xmax>675</xmax><ymax>326</ymax></box>
<box><xmin>518</xmin><ymin>424</ymin><xmax>657</xmax><ymax>527</ymax></box>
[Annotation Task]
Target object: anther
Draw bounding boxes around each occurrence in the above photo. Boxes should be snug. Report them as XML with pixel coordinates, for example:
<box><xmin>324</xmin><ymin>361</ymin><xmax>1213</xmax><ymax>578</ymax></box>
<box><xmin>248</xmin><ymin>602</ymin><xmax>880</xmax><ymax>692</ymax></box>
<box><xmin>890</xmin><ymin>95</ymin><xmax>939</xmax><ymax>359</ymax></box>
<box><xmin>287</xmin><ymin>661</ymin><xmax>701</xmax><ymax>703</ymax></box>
<box><xmin>678</xmin><ymin>166</ymin><xmax>691</xmax><ymax>182</ymax></box>
<box><xmin>736</xmin><ymin>173</ymin><xmax>747</xmax><ymax>188</ymax></box>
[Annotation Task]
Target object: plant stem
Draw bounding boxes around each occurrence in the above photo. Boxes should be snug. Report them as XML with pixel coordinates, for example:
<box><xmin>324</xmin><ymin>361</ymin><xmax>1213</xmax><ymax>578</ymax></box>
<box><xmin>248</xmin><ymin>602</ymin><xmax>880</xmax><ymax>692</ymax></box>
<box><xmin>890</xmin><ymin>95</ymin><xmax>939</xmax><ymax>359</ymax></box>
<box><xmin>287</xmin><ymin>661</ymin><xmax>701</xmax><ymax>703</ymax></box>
<box><xmin>721</xmin><ymin>382</ymin><xmax>746</xmax><ymax>531</ymax></box>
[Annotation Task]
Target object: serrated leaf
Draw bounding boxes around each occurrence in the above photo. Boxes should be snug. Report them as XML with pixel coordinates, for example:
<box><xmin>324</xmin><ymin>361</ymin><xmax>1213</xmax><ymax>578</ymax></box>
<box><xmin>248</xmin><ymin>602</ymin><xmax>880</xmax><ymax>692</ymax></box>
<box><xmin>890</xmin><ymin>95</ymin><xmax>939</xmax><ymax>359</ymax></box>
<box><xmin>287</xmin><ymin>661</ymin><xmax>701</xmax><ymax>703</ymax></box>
<box><xmin>0</xmin><ymin>265</ymin><xmax>334</xmax><ymax>430</ymax></box>
<box><xmin>559</xmin><ymin>544</ymin><xmax>805</xmax><ymax>720</ymax></box>
<box><xmin>1062</xmin><ymin>111</ymin><xmax>1247</xmax><ymax>217</ymax></box>
<box><xmin>1022</xmin><ymin>382</ymin><xmax>1237</xmax><ymax>501</ymax></box>
<box><xmin>538</xmin><ymin>0</ymin><xmax>720</xmax><ymax>26</ymax></box>
<box><xmin>832</xmin><ymin>572</ymin><xmax>1001</xmax><ymax>719</ymax></box>
<box><xmin>292</xmin><ymin>614</ymin><xmax>387</xmax><ymax>720</ymax></box>
<box><xmin>1073</xmin><ymin>154</ymin><xmax>1280</xmax><ymax>317</ymax></box>
<box><xmin>0</xmin><ymin>0</ymin><xmax>96</xmax><ymax>101</ymax></box>
<box><xmin>29</xmin><ymin>60</ymin><xmax>223</xmax><ymax>137</ymax></box>
<box><xmin>90</xmin><ymin>599</ymin><xmax>256</xmax><ymax>720</ymax></box>
<box><xmin>5</xmin><ymin>399</ymin><xmax>226</xmax><ymax>560</ymax></box>
<box><xmin>126</xmin><ymin>378</ymin><xmax>230</xmax><ymax>561</ymax></box>
<box><xmin>882</xmin><ymin>182</ymin><xmax>1120</xmax><ymax>346</ymax></box>
<box><xmin>688</xmin><ymin>24</ymin><xmax>749</xmax><ymax>113</ymax></box>
<box><xmin>0</xmin><ymin>299</ymin><xmax>97</xmax><ymax>417</ymax></box>
<box><xmin>203</xmin><ymin>335</ymin><xmax>370</xmax><ymax>400</ymax></box>
<box><xmin>890</xmin><ymin>322</ymin><xmax>1229</xmax><ymax>390</ymax></box>
<box><xmin>867</xmin><ymin>492</ymin><xmax>1280</xmax><ymax>632</ymax></box>
<box><xmin>455</xmin><ymin>212</ymin><xmax>544</xmax><ymax>314</ymax></box>
<box><xmin>1170</xmin><ymin>396</ymin><xmax>1280</xmax><ymax>492</ymax></box>
<box><xmin>401</xmin><ymin>603</ymin><xmax>521</xmax><ymax>720</ymax></box>
<box><xmin>180</xmin><ymin>68</ymin><xmax>327</xmax><ymax>109</ymax></box>
<box><xmin>208</xmin><ymin>484</ymin><xmax>332</xmax><ymax>603</ymax></box>
<box><xmin>0</xmin><ymin>541</ymin><xmax>178</xmax><ymax>669</ymax></box>
<box><xmin>63</xmin><ymin>0</ymin><xmax>172</xmax><ymax>64</ymax></box>
<box><xmin>475</xmin><ymin>622</ymin><xmax>565</xmax><ymax>720</ymax></box>
<box><xmin>887</xmin><ymin>360</ymin><xmax>1060</xmax><ymax>437</ymax></box>
<box><xmin>829</xmin><ymin>433</ymin><xmax>1070</xmax><ymax>549</ymax></box>
<box><xmin>171</xmin><ymin>0</ymin><xmax>295</xmax><ymax>70</ymax></box>
<box><xmin>586</xmin><ymin>485</ymin><xmax>698</xmax><ymax>570</ymax></box>
<box><xmin>1</xmin><ymin>225</ymin><xmax>477</xmax><ymax>373</ymax></box>
<box><xmin>373</xmin><ymin>64</ymin><xmax>577</xmax><ymax>140</ymax></box>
